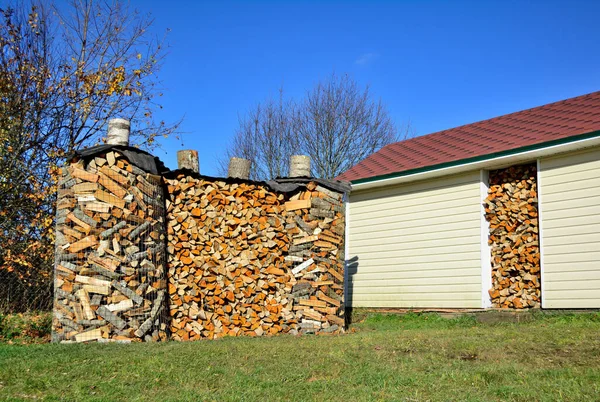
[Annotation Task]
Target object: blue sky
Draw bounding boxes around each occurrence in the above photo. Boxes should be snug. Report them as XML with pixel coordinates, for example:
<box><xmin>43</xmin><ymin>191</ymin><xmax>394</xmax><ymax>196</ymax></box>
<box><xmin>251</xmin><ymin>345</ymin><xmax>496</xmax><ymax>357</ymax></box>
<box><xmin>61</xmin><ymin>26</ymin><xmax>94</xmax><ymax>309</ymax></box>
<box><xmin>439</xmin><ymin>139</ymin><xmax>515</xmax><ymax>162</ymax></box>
<box><xmin>132</xmin><ymin>0</ymin><xmax>599</xmax><ymax>175</ymax></box>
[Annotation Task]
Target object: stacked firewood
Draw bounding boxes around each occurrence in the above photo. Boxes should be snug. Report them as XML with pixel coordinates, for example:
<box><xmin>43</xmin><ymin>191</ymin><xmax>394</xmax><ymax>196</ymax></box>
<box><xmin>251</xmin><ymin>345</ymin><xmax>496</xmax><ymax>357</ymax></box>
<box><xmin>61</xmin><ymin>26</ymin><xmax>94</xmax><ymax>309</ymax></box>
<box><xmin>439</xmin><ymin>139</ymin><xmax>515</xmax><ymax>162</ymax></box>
<box><xmin>484</xmin><ymin>164</ymin><xmax>541</xmax><ymax>309</ymax></box>
<box><xmin>53</xmin><ymin>151</ymin><xmax>168</xmax><ymax>342</ymax></box>
<box><xmin>165</xmin><ymin>174</ymin><xmax>346</xmax><ymax>340</ymax></box>
<box><xmin>283</xmin><ymin>182</ymin><xmax>345</xmax><ymax>333</ymax></box>
<box><xmin>165</xmin><ymin>175</ymin><xmax>294</xmax><ymax>340</ymax></box>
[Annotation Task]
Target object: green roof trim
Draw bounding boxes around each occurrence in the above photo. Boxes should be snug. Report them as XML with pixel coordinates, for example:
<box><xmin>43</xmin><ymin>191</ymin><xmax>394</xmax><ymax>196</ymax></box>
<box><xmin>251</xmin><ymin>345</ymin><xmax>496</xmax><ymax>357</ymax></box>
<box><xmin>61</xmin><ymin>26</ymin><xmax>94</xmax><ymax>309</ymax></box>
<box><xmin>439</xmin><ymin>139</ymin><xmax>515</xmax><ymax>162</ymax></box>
<box><xmin>351</xmin><ymin>130</ymin><xmax>600</xmax><ymax>185</ymax></box>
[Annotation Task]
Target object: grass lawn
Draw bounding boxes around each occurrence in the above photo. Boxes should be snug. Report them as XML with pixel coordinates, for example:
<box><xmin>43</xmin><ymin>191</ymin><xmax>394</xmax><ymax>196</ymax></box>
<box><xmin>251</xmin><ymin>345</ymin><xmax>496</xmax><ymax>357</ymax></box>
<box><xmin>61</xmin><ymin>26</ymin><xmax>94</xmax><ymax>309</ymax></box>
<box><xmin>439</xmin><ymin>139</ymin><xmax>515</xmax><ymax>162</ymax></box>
<box><xmin>0</xmin><ymin>312</ymin><xmax>599</xmax><ymax>401</ymax></box>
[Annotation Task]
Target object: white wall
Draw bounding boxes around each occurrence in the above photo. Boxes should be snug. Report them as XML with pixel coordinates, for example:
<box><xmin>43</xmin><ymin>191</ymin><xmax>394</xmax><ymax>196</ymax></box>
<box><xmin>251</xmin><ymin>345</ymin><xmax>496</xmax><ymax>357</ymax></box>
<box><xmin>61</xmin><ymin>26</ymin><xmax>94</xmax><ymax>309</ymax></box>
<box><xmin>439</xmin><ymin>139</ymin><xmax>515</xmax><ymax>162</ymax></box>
<box><xmin>347</xmin><ymin>171</ymin><xmax>483</xmax><ymax>308</ymax></box>
<box><xmin>539</xmin><ymin>147</ymin><xmax>600</xmax><ymax>308</ymax></box>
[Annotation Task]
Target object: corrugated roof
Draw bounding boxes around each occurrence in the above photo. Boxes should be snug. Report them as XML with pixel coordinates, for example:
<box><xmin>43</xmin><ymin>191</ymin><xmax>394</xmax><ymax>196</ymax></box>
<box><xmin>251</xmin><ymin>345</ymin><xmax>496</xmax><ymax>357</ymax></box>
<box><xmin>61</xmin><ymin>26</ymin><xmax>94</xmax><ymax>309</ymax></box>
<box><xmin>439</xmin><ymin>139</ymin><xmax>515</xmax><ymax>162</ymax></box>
<box><xmin>337</xmin><ymin>91</ymin><xmax>600</xmax><ymax>182</ymax></box>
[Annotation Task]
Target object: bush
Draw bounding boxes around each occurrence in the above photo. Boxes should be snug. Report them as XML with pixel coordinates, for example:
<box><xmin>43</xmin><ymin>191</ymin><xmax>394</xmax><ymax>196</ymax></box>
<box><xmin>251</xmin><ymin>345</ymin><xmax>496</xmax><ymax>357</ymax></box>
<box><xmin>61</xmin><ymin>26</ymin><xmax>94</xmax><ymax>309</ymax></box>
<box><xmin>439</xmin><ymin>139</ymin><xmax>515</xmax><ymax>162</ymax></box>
<box><xmin>0</xmin><ymin>312</ymin><xmax>52</xmax><ymax>343</ymax></box>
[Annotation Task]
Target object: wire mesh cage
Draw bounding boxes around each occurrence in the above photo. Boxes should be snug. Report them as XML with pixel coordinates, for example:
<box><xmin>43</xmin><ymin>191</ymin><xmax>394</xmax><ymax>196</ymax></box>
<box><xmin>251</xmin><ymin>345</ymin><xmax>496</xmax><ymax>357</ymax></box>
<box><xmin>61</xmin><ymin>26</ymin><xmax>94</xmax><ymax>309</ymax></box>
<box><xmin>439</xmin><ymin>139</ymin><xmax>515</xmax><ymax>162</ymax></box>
<box><xmin>283</xmin><ymin>182</ymin><xmax>346</xmax><ymax>334</ymax></box>
<box><xmin>52</xmin><ymin>150</ymin><xmax>169</xmax><ymax>343</ymax></box>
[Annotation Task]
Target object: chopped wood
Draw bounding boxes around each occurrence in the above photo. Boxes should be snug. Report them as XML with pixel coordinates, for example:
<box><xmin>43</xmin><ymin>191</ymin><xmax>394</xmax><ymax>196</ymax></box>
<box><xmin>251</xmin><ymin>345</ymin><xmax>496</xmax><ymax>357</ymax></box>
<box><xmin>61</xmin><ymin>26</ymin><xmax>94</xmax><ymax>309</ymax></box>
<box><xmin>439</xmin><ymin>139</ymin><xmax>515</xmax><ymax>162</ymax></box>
<box><xmin>485</xmin><ymin>164</ymin><xmax>541</xmax><ymax>309</ymax></box>
<box><xmin>83</xmin><ymin>284</ymin><xmax>110</xmax><ymax>295</ymax></box>
<box><xmin>68</xmin><ymin>235</ymin><xmax>98</xmax><ymax>253</ymax></box>
<box><xmin>317</xmin><ymin>291</ymin><xmax>341</xmax><ymax>307</ymax></box>
<box><xmin>55</xmin><ymin>150</ymin><xmax>345</xmax><ymax>342</ymax></box>
<box><xmin>96</xmin><ymin>306</ymin><xmax>127</xmax><ymax>330</ymax></box>
<box><xmin>100</xmin><ymin>221</ymin><xmax>127</xmax><ymax>239</ymax></box>
<box><xmin>285</xmin><ymin>199</ymin><xmax>311</xmax><ymax>211</ymax></box>
<box><xmin>72</xmin><ymin>182</ymin><xmax>99</xmax><ymax>194</ymax></box>
<box><xmin>67</xmin><ymin>212</ymin><xmax>91</xmax><ymax>234</ymax></box>
<box><xmin>98</xmin><ymin>172</ymin><xmax>127</xmax><ymax>198</ymax></box>
<box><xmin>111</xmin><ymin>281</ymin><xmax>144</xmax><ymax>305</ymax></box>
<box><xmin>292</xmin><ymin>258</ymin><xmax>314</xmax><ymax>275</ymax></box>
<box><xmin>82</xmin><ymin>201</ymin><xmax>111</xmax><ymax>213</ymax></box>
<box><xmin>165</xmin><ymin>176</ymin><xmax>345</xmax><ymax>340</ymax></box>
<box><xmin>107</xmin><ymin>299</ymin><xmax>134</xmax><ymax>313</ymax></box>
<box><xmin>293</xmin><ymin>235</ymin><xmax>319</xmax><ymax>245</ymax></box>
<box><xmin>75</xmin><ymin>328</ymin><xmax>103</xmax><ymax>343</ymax></box>
<box><xmin>75</xmin><ymin>289</ymin><xmax>95</xmax><ymax>320</ymax></box>
<box><xmin>94</xmin><ymin>189</ymin><xmax>125</xmax><ymax>209</ymax></box>
<box><xmin>298</xmin><ymin>299</ymin><xmax>327</xmax><ymax>308</ymax></box>
<box><xmin>53</xmin><ymin>151</ymin><xmax>168</xmax><ymax>343</ymax></box>
<box><xmin>99</xmin><ymin>166</ymin><xmax>129</xmax><ymax>186</ymax></box>
<box><xmin>75</xmin><ymin>275</ymin><xmax>111</xmax><ymax>288</ymax></box>
<box><xmin>70</xmin><ymin>167</ymin><xmax>99</xmax><ymax>183</ymax></box>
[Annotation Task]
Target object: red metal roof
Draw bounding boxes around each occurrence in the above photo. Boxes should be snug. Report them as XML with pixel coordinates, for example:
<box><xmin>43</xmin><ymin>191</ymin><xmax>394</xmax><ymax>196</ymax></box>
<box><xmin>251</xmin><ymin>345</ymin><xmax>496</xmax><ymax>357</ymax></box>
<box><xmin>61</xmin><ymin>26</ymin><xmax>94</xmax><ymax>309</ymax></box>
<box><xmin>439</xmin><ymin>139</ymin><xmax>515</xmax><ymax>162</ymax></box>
<box><xmin>337</xmin><ymin>91</ymin><xmax>600</xmax><ymax>182</ymax></box>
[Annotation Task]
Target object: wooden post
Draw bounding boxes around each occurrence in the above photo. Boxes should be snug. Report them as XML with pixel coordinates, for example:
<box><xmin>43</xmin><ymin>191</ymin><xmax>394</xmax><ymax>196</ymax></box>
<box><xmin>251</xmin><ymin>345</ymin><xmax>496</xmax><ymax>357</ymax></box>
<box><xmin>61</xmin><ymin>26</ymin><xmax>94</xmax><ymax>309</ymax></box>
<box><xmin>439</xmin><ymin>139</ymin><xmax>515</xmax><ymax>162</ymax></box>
<box><xmin>106</xmin><ymin>118</ymin><xmax>130</xmax><ymax>146</ymax></box>
<box><xmin>227</xmin><ymin>157</ymin><xmax>251</xmax><ymax>180</ymax></box>
<box><xmin>289</xmin><ymin>155</ymin><xmax>311</xmax><ymax>177</ymax></box>
<box><xmin>177</xmin><ymin>150</ymin><xmax>199</xmax><ymax>173</ymax></box>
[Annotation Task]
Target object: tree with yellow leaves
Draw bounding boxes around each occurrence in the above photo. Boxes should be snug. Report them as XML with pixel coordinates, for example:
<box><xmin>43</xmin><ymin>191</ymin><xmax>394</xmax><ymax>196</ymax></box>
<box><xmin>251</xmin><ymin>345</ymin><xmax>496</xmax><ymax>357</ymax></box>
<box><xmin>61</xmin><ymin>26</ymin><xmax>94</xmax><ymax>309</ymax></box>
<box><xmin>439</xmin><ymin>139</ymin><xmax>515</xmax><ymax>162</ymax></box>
<box><xmin>0</xmin><ymin>0</ymin><xmax>179</xmax><ymax>312</ymax></box>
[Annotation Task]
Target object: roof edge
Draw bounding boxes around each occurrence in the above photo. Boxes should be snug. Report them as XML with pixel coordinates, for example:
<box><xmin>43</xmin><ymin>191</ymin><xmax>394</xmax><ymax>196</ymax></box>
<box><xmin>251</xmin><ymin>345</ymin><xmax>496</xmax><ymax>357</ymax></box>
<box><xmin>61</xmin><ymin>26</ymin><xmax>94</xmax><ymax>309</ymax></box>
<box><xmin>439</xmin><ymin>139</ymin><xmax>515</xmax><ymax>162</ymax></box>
<box><xmin>351</xmin><ymin>130</ymin><xmax>600</xmax><ymax>189</ymax></box>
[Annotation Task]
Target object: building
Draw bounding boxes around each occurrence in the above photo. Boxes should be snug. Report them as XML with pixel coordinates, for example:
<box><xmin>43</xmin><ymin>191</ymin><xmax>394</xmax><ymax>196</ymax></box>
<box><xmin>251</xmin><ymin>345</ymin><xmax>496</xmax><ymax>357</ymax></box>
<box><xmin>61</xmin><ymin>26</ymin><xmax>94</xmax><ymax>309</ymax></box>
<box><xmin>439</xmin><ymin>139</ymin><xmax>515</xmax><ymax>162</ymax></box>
<box><xmin>338</xmin><ymin>91</ymin><xmax>600</xmax><ymax>309</ymax></box>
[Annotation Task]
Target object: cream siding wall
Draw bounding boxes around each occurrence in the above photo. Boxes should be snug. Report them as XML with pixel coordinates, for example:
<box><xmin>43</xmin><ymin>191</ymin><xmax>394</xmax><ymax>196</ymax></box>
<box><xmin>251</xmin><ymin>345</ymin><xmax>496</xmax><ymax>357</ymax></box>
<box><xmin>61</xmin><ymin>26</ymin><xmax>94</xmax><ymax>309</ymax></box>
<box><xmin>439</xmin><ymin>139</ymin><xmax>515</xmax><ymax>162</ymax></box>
<box><xmin>539</xmin><ymin>147</ymin><xmax>600</xmax><ymax>308</ymax></box>
<box><xmin>348</xmin><ymin>172</ymin><xmax>483</xmax><ymax>308</ymax></box>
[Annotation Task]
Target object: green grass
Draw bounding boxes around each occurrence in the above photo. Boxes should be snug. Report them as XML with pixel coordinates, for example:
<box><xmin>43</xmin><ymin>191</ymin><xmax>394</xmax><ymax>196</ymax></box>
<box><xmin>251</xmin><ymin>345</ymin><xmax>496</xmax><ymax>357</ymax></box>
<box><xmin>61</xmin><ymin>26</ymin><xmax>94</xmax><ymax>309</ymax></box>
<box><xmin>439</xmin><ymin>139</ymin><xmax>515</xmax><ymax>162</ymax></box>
<box><xmin>1</xmin><ymin>312</ymin><xmax>599</xmax><ymax>401</ymax></box>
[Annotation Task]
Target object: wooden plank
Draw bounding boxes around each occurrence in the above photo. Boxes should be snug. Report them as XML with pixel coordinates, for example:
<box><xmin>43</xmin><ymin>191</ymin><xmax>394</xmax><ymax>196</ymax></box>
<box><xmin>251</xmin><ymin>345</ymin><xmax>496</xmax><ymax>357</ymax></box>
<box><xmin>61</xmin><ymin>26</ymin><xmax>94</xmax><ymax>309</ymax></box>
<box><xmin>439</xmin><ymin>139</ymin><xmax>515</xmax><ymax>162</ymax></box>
<box><xmin>301</xmin><ymin>309</ymin><xmax>324</xmax><ymax>321</ymax></box>
<box><xmin>82</xmin><ymin>201</ymin><xmax>111</xmax><ymax>213</ymax></box>
<box><xmin>68</xmin><ymin>235</ymin><xmax>98</xmax><ymax>253</ymax></box>
<box><xmin>317</xmin><ymin>291</ymin><xmax>341</xmax><ymax>307</ymax></box>
<box><xmin>107</xmin><ymin>299</ymin><xmax>134</xmax><ymax>313</ymax></box>
<box><xmin>292</xmin><ymin>258</ymin><xmax>314</xmax><ymax>275</ymax></box>
<box><xmin>72</xmin><ymin>182</ymin><xmax>99</xmax><ymax>194</ymax></box>
<box><xmin>298</xmin><ymin>299</ymin><xmax>327</xmax><ymax>308</ymax></box>
<box><xmin>285</xmin><ymin>199</ymin><xmax>311</xmax><ymax>211</ymax></box>
<box><xmin>293</xmin><ymin>235</ymin><xmax>318</xmax><ymax>246</ymax></box>
<box><xmin>98</xmin><ymin>172</ymin><xmax>127</xmax><ymax>198</ymax></box>
<box><xmin>326</xmin><ymin>314</ymin><xmax>345</xmax><ymax>326</ymax></box>
<box><xmin>67</xmin><ymin>212</ymin><xmax>91</xmax><ymax>234</ymax></box>
<box><xmin>75</xmin><ymin>328</ymin><xmax>103</xmax><ymax>343</ymax></box>
<box><xmin>70</xmin><ymin>167</ymin><xmax>99</xmax><ymax>183</ymax></box>
<box><xmin>94</xmin><ymin>189</ymin><xmax>125</xmax><ymax>209</ymax></box>
<box><xmin>75</xmin><ymin>275</ymin><xmax>111</xmax><ymax>288</ymax></box>
<box><xmin>83</xmin><ymin>284</ymin><xmax>110</xmax><ymax>295</ymax></box>
<box><xmin>100</xmin><ymin>166</ymin><xmax>129</xmax><ymax>186</ymax></box>
<box><xmin>76</xmin><ymin>289</ymin><xmax>95</xmax><ymax>320</ymax></box>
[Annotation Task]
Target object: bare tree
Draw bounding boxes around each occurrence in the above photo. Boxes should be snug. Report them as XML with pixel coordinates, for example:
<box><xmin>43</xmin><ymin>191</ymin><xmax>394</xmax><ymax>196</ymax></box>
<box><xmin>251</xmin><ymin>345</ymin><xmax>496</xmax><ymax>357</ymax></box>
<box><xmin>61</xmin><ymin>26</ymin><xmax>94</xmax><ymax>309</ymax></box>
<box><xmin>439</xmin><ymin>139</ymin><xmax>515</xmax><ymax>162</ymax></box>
<box><xmin>220</xmin><ymin>89</ymin><xmax>298</xmax><ymax>181</ymax></box>
<box><xmin>295</xmin><ymin>73</ymin><xmax>397</xmax><ymax>179</ymax></box>
<box><xmin>223</xmin><ymin>74</ymin><xmax>401</xmax><ymax>181</ymax></box>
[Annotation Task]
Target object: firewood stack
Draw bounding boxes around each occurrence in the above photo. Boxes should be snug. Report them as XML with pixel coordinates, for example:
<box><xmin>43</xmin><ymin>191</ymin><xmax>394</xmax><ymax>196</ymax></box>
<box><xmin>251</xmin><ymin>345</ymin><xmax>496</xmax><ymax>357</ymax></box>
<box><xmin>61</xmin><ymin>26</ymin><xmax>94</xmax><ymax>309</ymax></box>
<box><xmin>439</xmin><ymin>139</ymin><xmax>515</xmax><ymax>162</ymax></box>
<box><xmin>53</xmin><ymin>150</ymin><xmax>169</xmax><ymax>342</ymax></box>
<box><xmin>165</xmin><ymin>175</ymin><xmax>294</xmax><ymax>340</ymax></box>
<box><xmin>165</xmin><ymin>174</ymin><xmax>346</xmax><ymax>340</ymax></box>
<box><xmin>484</xmin><ymin>164</ymin><xmax>541</xmax><ymax>309</ymax></box>
<box><xmin>283</xmin><ymin>182</ymin><xmax>346</xmax><ymax>334</ymax></box>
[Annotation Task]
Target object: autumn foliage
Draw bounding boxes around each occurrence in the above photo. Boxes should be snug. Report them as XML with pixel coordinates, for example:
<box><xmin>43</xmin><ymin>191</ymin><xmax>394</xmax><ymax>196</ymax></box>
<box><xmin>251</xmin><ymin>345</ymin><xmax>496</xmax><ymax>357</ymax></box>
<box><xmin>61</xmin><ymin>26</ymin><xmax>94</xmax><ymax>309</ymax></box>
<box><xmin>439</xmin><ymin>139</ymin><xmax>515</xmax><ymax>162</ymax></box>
<box><xmin>0</xmin><ymin>0</ymin><xmax>178</xmax><ymax>312</ymax></box>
